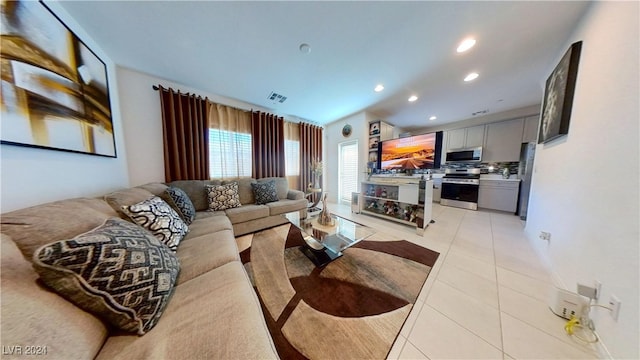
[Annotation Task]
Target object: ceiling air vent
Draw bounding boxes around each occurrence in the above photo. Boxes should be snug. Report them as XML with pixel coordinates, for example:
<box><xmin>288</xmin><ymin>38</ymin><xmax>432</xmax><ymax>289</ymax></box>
<box><xmin>268</xmin><ymin>91</ymin><xmax>287</xmax><ymax>104</ymax></box>
<box><xmin>472</xmin><ymin>109</ymin><xmax>490</xmax><ymax>116</ymax></box>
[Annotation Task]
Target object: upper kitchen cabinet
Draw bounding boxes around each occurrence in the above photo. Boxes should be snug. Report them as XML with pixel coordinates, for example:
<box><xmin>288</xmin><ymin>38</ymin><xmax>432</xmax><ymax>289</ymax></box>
<box><xmin>522</xmin><ymin>115</ymin><xmax>540</xmax><ymax>143</ymax></box>
<box><xmin>465</xmin><ymin>125</ymin><xmax>486</xmax><ymax>148</ymax></box>
<box><xmin>446</xmin><ymin>125</ymin><xmax>485</xmax><ymax>150</ymax></box>
<box><xmin>483</xmin><ymin>118</ymin><xmax>524</xmax><ymax>162</ymax></box>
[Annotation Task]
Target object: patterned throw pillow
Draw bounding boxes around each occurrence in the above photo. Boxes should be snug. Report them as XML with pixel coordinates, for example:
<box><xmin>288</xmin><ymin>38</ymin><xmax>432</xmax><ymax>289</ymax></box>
<box><xmin>252</xmin><ymin>180</ymin><xmax>279</xmax><ymax>205</ymax></box>
<box><xmin>32</xmin><ymin>218</ymin><xmax>180</xmax><ymax>335</ymax></box>
<box><xmin>164</xmin><ymin>187</ymin><xmax>196</xmax><ymax>225</ymax></box>
<box><xmin>122</xmin><ymin>196</ymin><xmax>188</xmax><ymax>251</ymax></box>
<box><xmin>206</xmin><ymin>182</ymin><xmax>241</xmax><ymax>211</ymax></box>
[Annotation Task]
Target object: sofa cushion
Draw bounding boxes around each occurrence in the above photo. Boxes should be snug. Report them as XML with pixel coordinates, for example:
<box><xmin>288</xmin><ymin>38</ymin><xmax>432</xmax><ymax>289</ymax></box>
<box><xmin>168</xmin><ymin>180</ymin><xmax>222</xmax><ymax>211</ymax></box>
<box><xmin>194</xmin><ymin>210</ymin><xmax>226</xmax><ymax>220</ymax></box>
<box><xmin>165</xmin><ymin>186</ymin><xmax>196</xmax><ymax>225</ymax></box>
<box><xmin>266</xmin><ymin>198</ymin><xmax>309</xmax><ymax>216</ymax></box>
<box><xmin>95</xmin><ymin>262</ymin><xmax>278</xmax><ymax>360</ymax></box>
<box><xmin>206</xmin><ymin>183</ymin><xmax>241</xmax><ymax>211</ymax></box>
<box><xmin>232</xmin><ymin>216</ymin><xmax>290</xmax><ymax>237</ymax></box>
<box><xmin>32</xmin><ymin>218</ymin><xmax>180</xmax><ymax>335</ymax></box>
<box><xmin>224</xmin><ymin>178</ymin><xmax>256</xmax><ymax>205</ymax></box>
<box><xmin>176</xmin><ymin>229</ymin><xmax>238</xmax><ymax>284</ymax></box>
<box><xmin>1</xmin><ymin>234</ymin><xmax>109</xmax><ymax>359</ymax></box>
<box><xmin>0</xmin><ymin>197</ymin><xmax>117</xmax><ymax>260</ymax></box>
<box><xmin>224</xmin><ymin>204</ymin><xmax>270</xmax><ymax>224</ymax></box>
<box><xmin>122</xmin><ymin>196</ymin><xmax>189</xmax><ymax>251</ymax></box>
<box><xmin>257</xmin><ymin>177</ymin><xmax>288</xmax><ymax>199</ymax></box>
<box><xmin>104</xmin><ymin>187</ymin><xmax>156</xmax><ymax>218</ymax></box>
<box><xmin>185</xmin><ymin>216</ymin><xmax>234</xmax><ymax>240</ymax></box>
<box><xmin>137</xmin><ymin>182</ymin><xmax>169</xmax><ymax>197</ymax></box>
<box><xmin>252</xmin><ymin>180</ymin><xmax>280</xmax><ymax>205</ymax></box>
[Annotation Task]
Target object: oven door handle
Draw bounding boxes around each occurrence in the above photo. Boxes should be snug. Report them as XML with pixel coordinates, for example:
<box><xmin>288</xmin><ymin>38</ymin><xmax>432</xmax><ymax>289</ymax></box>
<box><xmin>442</xmin><ymin>180</ymin><xmax>480</xmax><ymax>185</ymax></box>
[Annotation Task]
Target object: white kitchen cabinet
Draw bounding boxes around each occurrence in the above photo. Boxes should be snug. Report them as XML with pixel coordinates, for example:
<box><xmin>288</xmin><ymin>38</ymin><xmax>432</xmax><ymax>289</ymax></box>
<box><xmin>446</xmin><ymin>125</ymin><xmax>485</xmax><ymax>150</ymax></box>
<box><xmin>483</xmin><ymin>118</ymin><xmax>524</xmax><ymax>162</ymax></box>
<box><xmin>522</xmin><ymin>115</ymin><xmax>540</xmax><ymax>143</ymax></box>
<box><xmin>465</xmin><ymin>125</ymin><xmax>486</xmax><ymax>148</ymax></box>
<box><xmin>478</xmin><ymin>180</ymin><xmax>519</xmax><ymax>213</ymax></box>
<box><xmin>378</xmin><ymin>121</ymin><xmax>395</xmax><ymax>141</ymax></box>
<box><xmin>447</xmin><ymin>128</ymin><xmax>466</xmax><ymax>150</ymax></box>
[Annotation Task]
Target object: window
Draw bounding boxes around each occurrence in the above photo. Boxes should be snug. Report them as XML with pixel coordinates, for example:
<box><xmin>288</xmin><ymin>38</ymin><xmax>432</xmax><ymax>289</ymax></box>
<box><xmin>338</xmin><ymin>141</ymin><xmax>358</xmax><ymax>204</ymax></box>
<box><xmin>285</xmin><ymin>139</ymin><xmax>300</xmax><ymax>176</ymax></box>
<box><xmin>208</xmin><ymin>129</ymin><xmax>252</xmax><ymax>178</ymax></box>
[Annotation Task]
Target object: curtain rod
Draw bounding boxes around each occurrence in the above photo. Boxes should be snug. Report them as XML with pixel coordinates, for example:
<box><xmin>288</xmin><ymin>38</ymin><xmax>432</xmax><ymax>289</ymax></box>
<box><xmin>152</xmin><ymin>84</ymin><xmax>320</xmax><ymax>126</ymax></box>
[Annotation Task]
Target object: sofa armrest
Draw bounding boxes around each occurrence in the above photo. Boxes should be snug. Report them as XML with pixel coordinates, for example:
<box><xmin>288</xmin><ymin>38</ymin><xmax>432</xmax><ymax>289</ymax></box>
<box><xmin>287</xmin><ymin>189</ymin><xmax>305</xmax><ymax>200</ymax></box>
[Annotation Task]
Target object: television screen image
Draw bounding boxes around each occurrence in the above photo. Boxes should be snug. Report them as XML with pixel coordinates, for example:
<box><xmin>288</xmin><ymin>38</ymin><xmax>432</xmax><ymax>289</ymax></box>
<box><xmin>378</xmin><ymin>132</ymin><xmax>442</xmax><ymax>170</ymax></box>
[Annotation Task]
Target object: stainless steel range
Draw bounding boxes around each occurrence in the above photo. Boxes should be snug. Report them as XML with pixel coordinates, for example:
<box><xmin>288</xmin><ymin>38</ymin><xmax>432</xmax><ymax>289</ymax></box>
<box><xmin>440</xmin><ymin>168</ymin><xmax>481</xmax><ymax>210</ymax></box>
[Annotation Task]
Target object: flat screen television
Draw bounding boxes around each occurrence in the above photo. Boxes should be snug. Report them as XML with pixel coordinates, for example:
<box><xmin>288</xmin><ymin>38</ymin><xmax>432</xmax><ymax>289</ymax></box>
<box><xmin>377</xmin><ymin>131</ymin><xmax>443</xmax><ymax>170</ymax></box>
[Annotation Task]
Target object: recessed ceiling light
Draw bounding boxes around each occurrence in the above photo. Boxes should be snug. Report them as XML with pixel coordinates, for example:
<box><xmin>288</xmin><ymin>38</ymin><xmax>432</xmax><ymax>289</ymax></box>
<box><xmin>464</xmin><ymin>72</ymin><xmax>479</xmax><ymax>82</ymax></box>
<box><xmin>408</xmin><ymin>95</ymin><xmax>418</xmax><ymax>102</ymax></box>
<box><xmin>374</xmin><ymin>84</ymin><xmax>384</xmax><ymax>92</ymax></box>
<box><xmin>299</xmin><ymin>43</ymin><xmax>311</xmax><ymax>54</ymax></box>
<box><xmin>429</xmin><ymin>115</ymin><xmax>437</xmax><ymax>121</ymax></box>
<box><xmin>457</xmin><ymin>38</ymin><xmax>476</xmax><ymax>53</ymax></box>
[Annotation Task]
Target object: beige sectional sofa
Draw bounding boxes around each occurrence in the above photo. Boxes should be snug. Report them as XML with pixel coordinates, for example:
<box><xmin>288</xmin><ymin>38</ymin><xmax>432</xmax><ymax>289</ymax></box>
<box><xmin>165</xmin><ymin>177</ymin><xmax>307</xmax><ymax>236</ymax></box>
<box><xmin>0</xmin><ymin>177</ymin><xmax>306</xmax><ymax>359</ymax></box>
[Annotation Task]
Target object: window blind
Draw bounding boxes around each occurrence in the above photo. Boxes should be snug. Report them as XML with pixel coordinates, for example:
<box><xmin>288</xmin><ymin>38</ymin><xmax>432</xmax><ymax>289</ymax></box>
<box><xmin>208</xmin><ymin>129</ymin><xmax>252</xmax><ymax>178</ymax></box>
<box><xmin>285</xmin><ymin>139</ymin><xmax>300</xmax><ymax>176</ymax></box>
<box><xmin>339</xmin><ymin>141</ymin><xmax>358</xmax><ymax>203</ymax></box>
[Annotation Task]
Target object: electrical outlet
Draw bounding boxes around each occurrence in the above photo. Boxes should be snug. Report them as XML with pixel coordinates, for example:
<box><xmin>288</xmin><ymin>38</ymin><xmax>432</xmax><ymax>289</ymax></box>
<box><xmin>594</xmin><ymin>280</ymin><xmax>602</xmax><ymax>300</ymax></box>
<box><xmin>577</xmin><ymin>283</ymin><xmax>597</xmax><ymax>299</ymax></box>
<box><xmin>539</xmin><ymin>231</ymin><xmax>551</xmax><ymax>241</ymax></box>
<box><xmin>609</xmin><ymin>295</ymin><xmax>621</xmax><ymax>321</ymax></box>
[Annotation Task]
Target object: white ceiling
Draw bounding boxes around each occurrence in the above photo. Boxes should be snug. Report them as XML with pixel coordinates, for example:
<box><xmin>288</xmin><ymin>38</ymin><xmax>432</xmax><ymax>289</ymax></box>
<box><xmin>57</xmin><ymin>1</ymin><xmax>591</xmax><ymax>131</ymax></box>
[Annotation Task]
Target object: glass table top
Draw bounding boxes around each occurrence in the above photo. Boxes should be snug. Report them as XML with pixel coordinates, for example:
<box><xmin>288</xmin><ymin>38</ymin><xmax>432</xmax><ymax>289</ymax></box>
<box><xmin>284</xmin><ymin>211</ymin><xmax>375</xmax><ymax>256</ymax></box>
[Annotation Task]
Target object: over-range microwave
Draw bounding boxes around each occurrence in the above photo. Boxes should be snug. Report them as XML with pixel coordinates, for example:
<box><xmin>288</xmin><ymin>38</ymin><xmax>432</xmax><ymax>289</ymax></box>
<box><xmin>446</xmin><ymin>147</ymin><xmax>483</xmax><ymax>163</ymax></box>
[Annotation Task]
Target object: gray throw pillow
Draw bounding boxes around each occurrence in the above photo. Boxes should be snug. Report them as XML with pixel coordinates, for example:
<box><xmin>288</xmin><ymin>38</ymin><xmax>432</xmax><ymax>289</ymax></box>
<box><xmin>252</xmin><ymin>180</ymin><xmax>279</xmax><ymax>205</ymax></box>
<box><xmin>165</xmin><ymin>186</ymin><xmax>196</xmax><ymax>225</ymax></box>
<box><xmin>32</xmin><ymin>218</ymin><xmax>180</xmax><ymax>335</ymax></box>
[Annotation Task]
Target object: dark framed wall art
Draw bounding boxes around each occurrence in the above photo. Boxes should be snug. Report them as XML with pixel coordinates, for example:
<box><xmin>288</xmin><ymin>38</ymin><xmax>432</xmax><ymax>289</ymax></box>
<box><xmin>538</xmin><ymin>41</ymin><xmax>582</xmax><ymax>144</ymax></box>
<box><xmin>0</xmin><ymin>0</ymin><xmax>116</xmax><ymax>157</ymax></box>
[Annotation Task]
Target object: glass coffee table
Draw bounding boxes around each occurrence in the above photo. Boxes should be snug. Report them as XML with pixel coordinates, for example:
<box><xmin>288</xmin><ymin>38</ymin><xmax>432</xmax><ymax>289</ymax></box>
<box><xmin>284</xmin><ymin>211</ymin><xmax>376</xmax><ymax>267</ymax></box>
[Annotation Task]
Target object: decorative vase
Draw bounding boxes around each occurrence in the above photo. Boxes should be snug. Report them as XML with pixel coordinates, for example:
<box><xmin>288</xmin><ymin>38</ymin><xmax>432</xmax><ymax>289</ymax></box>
<box><xmin>317</xmin><ymin>193</ymin><xmax>334</xmax><ymax>226</ymax></box>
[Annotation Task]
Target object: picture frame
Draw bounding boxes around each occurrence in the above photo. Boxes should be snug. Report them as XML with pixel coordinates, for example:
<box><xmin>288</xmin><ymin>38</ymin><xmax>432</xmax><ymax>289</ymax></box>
<box><xmin>369</xmin><ymin>121</ymin><xmax>380</xmax><ymax>136</ymax></box>
<box><xmin>369</xmin><ymin>136</ymin><xmax>380</xmax><ymax>150</ymax></box>
<box><xmin>0</xmin><ymin>0</ymin><xmax>116</xmax><ymax>157</ymax></box>
<box><xmin>368</xmin><ymin>150</ymin><xmax>378</xmax><ymax>163</ymax></box>
<box><xmin>538</xmin><ymin>41</ymin><xmax>582</xmax><ymax>144</ymax></box>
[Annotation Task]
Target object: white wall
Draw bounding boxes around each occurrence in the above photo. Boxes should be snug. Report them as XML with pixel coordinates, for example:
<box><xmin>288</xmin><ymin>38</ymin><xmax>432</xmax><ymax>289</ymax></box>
<box><xmin>524</xmin><ymin>2</ymin><xmax>639</xmax><ymax>358</ymax></box>
<box><xmin>0</xmin><ymin>2</ymin><xmax>129</xmax><ymax>213</ymax></box>
<box><xmin>324</xmin><ymin>112</ymin><xmax>369</xmax><ymax>203</ymax></box>
<box><xmin>116</xmin><ymin>67</ymin><xmax>273</xmax><ymax>186</ymax></box>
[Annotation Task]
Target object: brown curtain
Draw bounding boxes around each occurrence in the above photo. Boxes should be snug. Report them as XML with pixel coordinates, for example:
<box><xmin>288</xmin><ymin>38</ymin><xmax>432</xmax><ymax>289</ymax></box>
<box><xmin>157</xmin><ymin>85</ymin><xmax>209</xmax><ymax>182</ymax></box>
<box><xmin>251</xmin><ymin>111</ymin><xmax>285</xmax><ymax>178</ymax></box>
<box><xmin>299</xmin><ymin>122</ymin><xmax>323</xmax><ymax>191</ymax></box>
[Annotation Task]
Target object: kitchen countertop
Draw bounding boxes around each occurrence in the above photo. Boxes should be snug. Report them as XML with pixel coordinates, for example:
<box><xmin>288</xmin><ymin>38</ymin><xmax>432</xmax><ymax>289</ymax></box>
<box><xmin>480</xmin><ymin>174</ymin><xmax>521</xmax><ymax>182</ymax></box>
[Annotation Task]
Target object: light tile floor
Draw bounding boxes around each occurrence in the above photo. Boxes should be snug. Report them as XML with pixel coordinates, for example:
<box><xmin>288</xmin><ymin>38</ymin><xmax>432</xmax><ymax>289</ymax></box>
<box><xmin>328</xmin><ymin>202</ymin><xmax>601</xmax><ymax>360</ymax></box>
